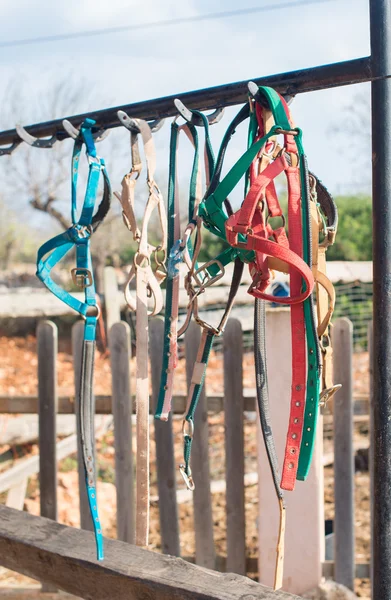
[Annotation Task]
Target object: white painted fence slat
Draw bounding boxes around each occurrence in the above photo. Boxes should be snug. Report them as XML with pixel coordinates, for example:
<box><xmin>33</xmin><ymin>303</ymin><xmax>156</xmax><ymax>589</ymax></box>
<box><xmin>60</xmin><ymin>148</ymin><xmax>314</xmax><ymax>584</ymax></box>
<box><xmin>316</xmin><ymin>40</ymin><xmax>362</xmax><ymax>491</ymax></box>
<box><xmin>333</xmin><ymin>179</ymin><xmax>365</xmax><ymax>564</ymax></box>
<box><xmin>149</xmin><ymin>318</ymin><xmax>180</xmax><ymax>556</ymax></box>
<box><xmin>109</xmin><ymin>322</ymin><xmax>134</xmax><ymax>544</ymax></box>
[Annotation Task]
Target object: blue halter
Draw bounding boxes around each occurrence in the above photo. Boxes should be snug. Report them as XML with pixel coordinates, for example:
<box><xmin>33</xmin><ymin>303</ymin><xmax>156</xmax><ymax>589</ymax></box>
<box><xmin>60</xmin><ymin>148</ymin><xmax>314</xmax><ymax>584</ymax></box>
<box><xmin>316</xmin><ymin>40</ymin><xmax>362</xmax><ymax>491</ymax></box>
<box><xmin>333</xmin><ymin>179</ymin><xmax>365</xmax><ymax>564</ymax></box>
<box><xmin>36</xmin><ymin>118</ymin><xmax>111</xmax><ymax>560</ymax></box>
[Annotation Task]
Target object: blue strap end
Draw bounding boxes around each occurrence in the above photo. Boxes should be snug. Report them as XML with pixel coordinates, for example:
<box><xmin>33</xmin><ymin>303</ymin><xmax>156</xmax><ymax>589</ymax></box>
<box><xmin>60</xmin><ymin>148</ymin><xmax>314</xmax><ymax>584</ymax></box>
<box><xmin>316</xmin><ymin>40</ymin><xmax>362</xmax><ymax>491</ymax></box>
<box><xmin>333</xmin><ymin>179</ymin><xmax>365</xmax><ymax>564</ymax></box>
<box><xmin>167</xmin><ymin>239</ymin><xmax>185</xmax><ymax>279</ymax></box>
<box><xmin>87</xmin><ymin>485</ymin><xmax>104</xmax><ymax>561</ymax></box>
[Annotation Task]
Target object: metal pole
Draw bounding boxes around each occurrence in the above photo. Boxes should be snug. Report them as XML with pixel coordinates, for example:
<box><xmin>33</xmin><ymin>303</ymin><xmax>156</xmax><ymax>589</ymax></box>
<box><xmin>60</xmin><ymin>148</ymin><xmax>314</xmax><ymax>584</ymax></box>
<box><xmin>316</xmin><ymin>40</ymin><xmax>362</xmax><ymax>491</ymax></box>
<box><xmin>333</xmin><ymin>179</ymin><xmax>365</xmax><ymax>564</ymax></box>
<box><xmin>370</xmin><ymin>1</ymin><xmax>391</xmax><ymax>598</ymax></box>
<box><xmin>333</xmin><ymin>318</ymin><xmax>355</xmax><ymax>590</ymax></box>
<box><xmin>0</xmin><ymin>57</ymin><xmax>371</xmax><ymax>147</ymax></box>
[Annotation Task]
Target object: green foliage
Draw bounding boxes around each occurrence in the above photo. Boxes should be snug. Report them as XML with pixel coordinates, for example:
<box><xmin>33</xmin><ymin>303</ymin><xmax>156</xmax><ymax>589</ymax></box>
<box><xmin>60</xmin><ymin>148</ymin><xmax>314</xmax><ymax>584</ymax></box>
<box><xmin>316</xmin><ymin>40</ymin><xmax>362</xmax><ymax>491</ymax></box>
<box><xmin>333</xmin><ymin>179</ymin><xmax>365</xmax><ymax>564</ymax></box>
<box><xmin>112</xmin><ymin>194</ymin><xmax>373</xmax><ymax>265</ymax></box>
<box><xmin>327</xmin><ymin>195</ymin><xmax>372</xmax><ymax>261</ymax></box>
<box><xmin>0</xmin><ymin>197</ymin><xmax>40</xmax><ymax>267</ymax></box>
<box><xmin>60</xmin><ymin>455</ymin><xmax>78</xmax><ymax>473</ymax></box>
<box><xmin>197</xmin><ymin>229</ymin><xmax>228</xmax><ymax>263</ymax></box>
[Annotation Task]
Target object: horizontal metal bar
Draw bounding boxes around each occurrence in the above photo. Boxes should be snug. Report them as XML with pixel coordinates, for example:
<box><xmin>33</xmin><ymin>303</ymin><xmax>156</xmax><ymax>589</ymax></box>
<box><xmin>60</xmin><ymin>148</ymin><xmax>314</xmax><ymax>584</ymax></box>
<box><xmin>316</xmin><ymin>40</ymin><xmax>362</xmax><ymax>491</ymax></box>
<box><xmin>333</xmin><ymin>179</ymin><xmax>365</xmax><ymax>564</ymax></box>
<box><xmin>0</xmin><ymin>56</ymin><xmax>372</xmax><ymax>147</ymax></box>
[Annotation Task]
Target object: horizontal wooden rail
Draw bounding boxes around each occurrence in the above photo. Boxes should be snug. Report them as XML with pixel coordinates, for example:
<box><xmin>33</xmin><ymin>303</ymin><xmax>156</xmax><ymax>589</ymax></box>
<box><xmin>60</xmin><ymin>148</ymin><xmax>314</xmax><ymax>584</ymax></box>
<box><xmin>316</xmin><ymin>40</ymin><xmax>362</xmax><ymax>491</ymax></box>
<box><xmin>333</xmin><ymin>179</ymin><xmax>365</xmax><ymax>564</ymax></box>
<box><xmin>0</xmin><ymin>506</ymin><xmax>300</xmax><ymax>599</ymax></box>
<box><xmin>0</xmin><ymin>393</ymin><xmax>370</xmax><ymax>415</ymax></box>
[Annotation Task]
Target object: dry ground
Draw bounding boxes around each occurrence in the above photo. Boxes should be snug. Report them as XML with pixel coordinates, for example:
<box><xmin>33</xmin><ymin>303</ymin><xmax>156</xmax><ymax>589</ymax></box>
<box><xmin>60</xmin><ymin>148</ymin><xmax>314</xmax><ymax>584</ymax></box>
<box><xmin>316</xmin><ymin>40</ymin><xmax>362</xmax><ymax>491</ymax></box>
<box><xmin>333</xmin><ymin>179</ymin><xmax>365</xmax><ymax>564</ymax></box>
<box><xmin>0</xmin><ymin>335</ymin><xmax>371</xmax><ymax>598</ymax></box>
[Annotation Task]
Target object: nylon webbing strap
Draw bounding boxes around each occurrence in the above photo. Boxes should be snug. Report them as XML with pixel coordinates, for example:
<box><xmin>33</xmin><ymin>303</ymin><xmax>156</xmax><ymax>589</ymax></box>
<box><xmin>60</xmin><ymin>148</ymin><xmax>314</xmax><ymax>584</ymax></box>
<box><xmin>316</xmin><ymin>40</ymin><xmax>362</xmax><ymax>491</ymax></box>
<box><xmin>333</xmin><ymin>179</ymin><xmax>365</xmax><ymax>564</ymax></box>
<box><xmin>296</xmin><ymin>149</ymin><xmax>321</xmax><ymax>480</ymax></box>
<box><xmin>36</xmin><ymin>118</ymin><xmax>111</xmax><ymax>560</ymax></box>
<box><xmin>155</xmin><ymin>121</ymin><xmax>201</xmax><ymax>421</ymax></box>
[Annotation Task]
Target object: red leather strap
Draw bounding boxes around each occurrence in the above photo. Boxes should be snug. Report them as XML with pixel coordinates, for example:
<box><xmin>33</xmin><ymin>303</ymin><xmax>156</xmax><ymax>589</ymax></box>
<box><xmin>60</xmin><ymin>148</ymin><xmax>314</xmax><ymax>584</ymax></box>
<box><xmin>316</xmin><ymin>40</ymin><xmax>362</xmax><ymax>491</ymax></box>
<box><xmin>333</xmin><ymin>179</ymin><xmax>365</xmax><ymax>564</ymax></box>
<box><xmin>280</xmin><ymin>167</ymin><xmax>306</xmax><ymax>490</ymax></box>
<box><xmin>237</xmin><ymin>98</ymin><xmax>310</xmax><ymax>491</ymax></box>
<box><xmin>236</xmin><ymin>157</ymin><xmax>287</xmax><ymax>229</ymax></box>
<box><xmin>226</xmin><ymin>216</ymin><xmax>314</xmax><ymax>304</ymax></box>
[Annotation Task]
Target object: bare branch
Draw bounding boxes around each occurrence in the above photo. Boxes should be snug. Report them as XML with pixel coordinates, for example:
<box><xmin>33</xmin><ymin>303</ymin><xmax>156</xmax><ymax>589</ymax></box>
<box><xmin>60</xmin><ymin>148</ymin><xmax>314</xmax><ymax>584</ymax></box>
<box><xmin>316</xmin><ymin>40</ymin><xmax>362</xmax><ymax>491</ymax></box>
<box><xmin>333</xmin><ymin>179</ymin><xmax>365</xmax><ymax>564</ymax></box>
<box><xmin>29</xmin><ymin>194</ymin><xmax>70</xmax><ymax>230</ymax></box>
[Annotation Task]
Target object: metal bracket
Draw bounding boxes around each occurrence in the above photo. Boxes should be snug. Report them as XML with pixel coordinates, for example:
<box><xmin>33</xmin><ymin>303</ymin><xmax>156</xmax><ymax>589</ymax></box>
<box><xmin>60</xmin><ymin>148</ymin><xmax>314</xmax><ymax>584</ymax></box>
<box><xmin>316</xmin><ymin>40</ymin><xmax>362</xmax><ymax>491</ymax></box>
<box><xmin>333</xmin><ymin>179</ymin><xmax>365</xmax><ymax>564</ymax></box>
<box><xmin>62</xmin><ymin>120</ymin><xmax>110</xmax><ymax>142</ymax></box>
<box><xmin>117</xmin><ymin>110</ymin><xmax>165</xmax><ymax>134</ymax></box>
<box><xmin>247</xmin><ymin>81</ymin><xmax>295</xmax><ymax>106</ymax></box>
<box><xmin>0</xmin><ymin>140</ymin><xmax>21</xmax><ymax>156</ymax></box>
<box><xmin>15</xmin><ymin>124</ymin><xmax>60</xmax><ymax>149</ymax></box>
<box><xmin>174</xmin><ymin>98</ymin><xmax>224</xmax><ymax>126</ymax></box>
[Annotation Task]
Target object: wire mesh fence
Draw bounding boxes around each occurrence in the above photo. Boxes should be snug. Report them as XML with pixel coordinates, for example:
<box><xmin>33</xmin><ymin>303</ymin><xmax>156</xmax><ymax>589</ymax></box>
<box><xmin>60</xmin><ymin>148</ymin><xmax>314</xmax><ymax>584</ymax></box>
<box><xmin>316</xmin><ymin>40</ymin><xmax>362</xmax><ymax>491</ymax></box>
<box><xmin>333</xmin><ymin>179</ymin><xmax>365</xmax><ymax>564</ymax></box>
<box><xmin>333</xmin><ymin>281</ymin><xmax>372</xmax><ymax>350</ymax></box>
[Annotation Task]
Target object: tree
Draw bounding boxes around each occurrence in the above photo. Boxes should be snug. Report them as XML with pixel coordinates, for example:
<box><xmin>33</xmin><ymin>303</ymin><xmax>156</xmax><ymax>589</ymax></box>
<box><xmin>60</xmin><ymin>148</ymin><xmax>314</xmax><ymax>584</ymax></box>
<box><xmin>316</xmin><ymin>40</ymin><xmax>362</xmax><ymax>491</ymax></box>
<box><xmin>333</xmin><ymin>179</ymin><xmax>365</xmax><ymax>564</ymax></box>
<box><xmin>327</xmin><ymin>195</ymin><xmax>372</xmax><ymax>261</ymax></box>
<box><xmin>0</xmin><ymin>73</ymin><xmax>133</xmax><ymax>289</ymax></box>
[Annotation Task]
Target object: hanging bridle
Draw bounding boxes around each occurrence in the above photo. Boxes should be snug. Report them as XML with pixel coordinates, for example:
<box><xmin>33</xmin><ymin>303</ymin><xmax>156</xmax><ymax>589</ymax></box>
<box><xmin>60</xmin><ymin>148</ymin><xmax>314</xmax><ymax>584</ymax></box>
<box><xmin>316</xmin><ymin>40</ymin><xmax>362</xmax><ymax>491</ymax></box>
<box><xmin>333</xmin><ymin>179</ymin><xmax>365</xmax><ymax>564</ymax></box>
<box><xmin>115</xmin><ymin>116</ymin><xmax>167</xmax><ymax>547</ymax></box>
<box><xmin>36</xmin><ymin>118</ymin><xmax>111</xmax><ymax>560</ymax></box>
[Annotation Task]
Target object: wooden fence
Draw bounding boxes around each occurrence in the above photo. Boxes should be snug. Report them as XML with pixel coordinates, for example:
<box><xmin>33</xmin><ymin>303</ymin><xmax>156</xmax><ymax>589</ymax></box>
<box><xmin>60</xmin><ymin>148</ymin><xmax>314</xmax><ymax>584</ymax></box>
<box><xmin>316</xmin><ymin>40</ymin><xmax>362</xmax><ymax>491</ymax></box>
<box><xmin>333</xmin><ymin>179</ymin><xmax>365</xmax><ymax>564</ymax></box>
<box><xmin>0</xmin><ymin>313</ymin><xmax>371</xmax><ymax>597</ymax></box>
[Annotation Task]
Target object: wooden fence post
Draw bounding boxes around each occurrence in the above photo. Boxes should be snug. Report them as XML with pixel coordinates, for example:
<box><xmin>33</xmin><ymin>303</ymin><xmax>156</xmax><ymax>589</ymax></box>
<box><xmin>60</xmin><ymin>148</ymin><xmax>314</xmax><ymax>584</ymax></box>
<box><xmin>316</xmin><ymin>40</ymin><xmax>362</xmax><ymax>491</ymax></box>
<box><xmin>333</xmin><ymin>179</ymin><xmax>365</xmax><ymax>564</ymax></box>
<box><xmin>109</xmin><ymin>321</ymin><xmax>135</xmax><ymax>543</ymax></box>
<box><xmin>72</xmin><ymin>321</ymin><xmax>93</xmax><ymax>532</ymax></box>
<box><xmin>257</xmin><ymin>309</ymin><xmax>324</xmax><ymax>594</ymax></box>
<box><xmin>37</xmin><ymin>319</ymin><xmax>58</xmax><ymax>593</ymax></box>
<box><xmin>149</xmin><ymin>318</ymin><xmax>180</xmax><ymax>556</ymax></box>
<box><xmin>333</xmin><ymin>318</ymin><xmax>355</xmax><ymax>591</ymax></box>
<box><xmin>104</xmin><ymin>266</ymin><xmax>121</xmax><ymax>332</ymax></box>
<box><xmin>223</xmin><ymin>319</ymin><xmax>246</xmax><ymax>575</ymax></box>
<box><xmin>185</xmin><ymin>322</ymin><xmax>216</xmax><ymax>570</ymax></box>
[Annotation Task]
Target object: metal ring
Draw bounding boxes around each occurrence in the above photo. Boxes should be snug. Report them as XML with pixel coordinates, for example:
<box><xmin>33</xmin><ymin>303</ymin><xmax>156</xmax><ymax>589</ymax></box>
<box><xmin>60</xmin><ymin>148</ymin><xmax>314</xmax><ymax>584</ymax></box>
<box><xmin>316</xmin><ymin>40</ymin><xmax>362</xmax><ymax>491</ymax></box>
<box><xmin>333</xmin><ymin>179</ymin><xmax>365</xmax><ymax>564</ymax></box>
<box><xmin>85</xmin><ymin>304</ymin><xmax>101</xmax><ymax>319</ymax></box>
<box><xmin>182</xmin><ymin>418</ymin><xmax>194</xmax><ymax>439</ymax></box>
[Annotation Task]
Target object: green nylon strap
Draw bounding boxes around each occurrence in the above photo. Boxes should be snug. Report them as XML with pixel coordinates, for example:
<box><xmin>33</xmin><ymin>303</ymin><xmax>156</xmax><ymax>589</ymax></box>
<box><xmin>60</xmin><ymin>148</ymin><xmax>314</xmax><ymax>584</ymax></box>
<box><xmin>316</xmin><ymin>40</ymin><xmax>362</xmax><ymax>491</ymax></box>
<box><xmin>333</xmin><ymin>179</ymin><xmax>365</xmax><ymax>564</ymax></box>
<box><xmin>183</xmin><ymin>330</ymin><xmax>215</xmax><ymax>476</ymax></box>
<box><xmin>155</xmin><ymin>117</ymin><xmax>215</xmax><ymax>419</ymax></box>
<box><xmin>187</xmin><ymin>123</ymin><xmax>200</xmax><ymax>223</ymax></box>
<box><xmin>245</xmin><ymin>109</ymin><xmax>259</xmax><ymax>195</ymax></box>
<box><xmin>198</xmin><ymin>88</ymin><xmax>295</xmax><ymax>266</ymax></box>
<box><xmin>155</xmin><ymin>123</ymin><xmax>180</xmax><ymax>419</ymax></box>
<box><xmin>257</xmin><ymin>86</ymin><xmax>292</xmax><ymax>130</ymax></box>
<box><xmin>294</xmin><ymin>133</ymin><xmax>321</xmax><ymax>480</ymax></box>
<box><xmin>199</xmin><ymin>126</ymin><xmax>279</xmax><ymax>230</ymax></box>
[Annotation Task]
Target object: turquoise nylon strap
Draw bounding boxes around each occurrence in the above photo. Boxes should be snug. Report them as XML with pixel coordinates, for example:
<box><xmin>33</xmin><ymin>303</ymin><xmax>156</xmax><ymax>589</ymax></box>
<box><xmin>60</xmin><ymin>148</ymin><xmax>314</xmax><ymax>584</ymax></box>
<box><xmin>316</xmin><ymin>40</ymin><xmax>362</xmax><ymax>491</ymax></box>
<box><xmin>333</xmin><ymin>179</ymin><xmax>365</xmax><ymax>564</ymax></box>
<box><xmin>35</xmin><ymin>118</ymin><xmax>106</xmax><ymax>560</ymax></box>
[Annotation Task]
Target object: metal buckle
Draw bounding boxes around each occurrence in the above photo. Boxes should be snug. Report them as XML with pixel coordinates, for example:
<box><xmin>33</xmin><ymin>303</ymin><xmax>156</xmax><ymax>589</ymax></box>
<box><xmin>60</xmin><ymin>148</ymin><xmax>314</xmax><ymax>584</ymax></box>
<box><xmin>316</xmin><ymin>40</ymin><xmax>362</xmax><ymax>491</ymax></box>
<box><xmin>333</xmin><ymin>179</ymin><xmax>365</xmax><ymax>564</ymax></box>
<box><xmin>182</xmin><ymin>418</ymin><xmax>194</xmax><ymax>439</ymax></box>
<box><xmin>85</xmin><ymin>303</ymin><xmax>101</xmax><ymax>319</ymax></box>
<box><xmin>193</xmin><ymin>259</ymin><xmax>225</xmax><ymax>295</ymax></box>
<box><xmin>179</xmin><ymin>464</ymin><xmax>195</xmax><ymax>491</ymax></box>
<box><xmin>71</xmin><ymin>268</ymin><xmax>93</xmax><ymax>288</ymax></box>
<box><xmin>274</xmin><ymin>127</ymin><xmax>299</xmax><ymax>136</ymax></box>
<box><xmin>71</xmin><ymin>224</ymin><xmax>92</xmax><ymax>240</ymax></box>
<box><xmin>319</xmin><ymin>384</ymin><xmax>342</xmax><ymax>410</ymax></box>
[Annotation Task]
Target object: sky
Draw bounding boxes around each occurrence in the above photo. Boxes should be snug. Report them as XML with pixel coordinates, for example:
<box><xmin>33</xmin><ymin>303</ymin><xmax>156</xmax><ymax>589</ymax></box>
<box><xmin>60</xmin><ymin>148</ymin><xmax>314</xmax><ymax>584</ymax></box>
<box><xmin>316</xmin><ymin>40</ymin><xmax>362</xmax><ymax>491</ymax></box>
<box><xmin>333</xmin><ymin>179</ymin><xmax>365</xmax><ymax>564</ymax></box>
<box><xmin>0</xmin><ymin>0</ymin><xmax>372</xmax><ymax>229</ymax></box>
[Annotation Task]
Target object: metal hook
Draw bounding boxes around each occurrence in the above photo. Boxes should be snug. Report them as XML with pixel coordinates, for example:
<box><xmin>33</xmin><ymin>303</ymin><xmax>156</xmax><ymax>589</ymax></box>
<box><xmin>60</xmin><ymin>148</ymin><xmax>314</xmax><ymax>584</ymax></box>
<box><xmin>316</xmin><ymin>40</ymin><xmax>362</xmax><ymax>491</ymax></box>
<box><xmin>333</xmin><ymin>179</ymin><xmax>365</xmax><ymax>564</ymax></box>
<box><xmin>174</xmin><ymin>99</ymin><xmax>224</xmax><ymax>127</ymax></box>
<box><xmin>247</xmin><ymin>81</ymin><xmax>295</xmax><ymax>106</ymax></box>
<box><xmin>62</xmin><ymin>120</ymin><xmax>110</xmax><ymax>142</ymax></box>
<box><xmin>0</xmin><ymin>140</ymin><xmax>21</xmax><ymax>156</ymax></box>
<box><xmin>16</xmin><ymin>124</ymin><xmax>60</xmax><ymax>149</ymax></box>
<box><xmin>117</xmin><ymin>110</ymin><xmax>165</xmax><ymax>134</ymax></box>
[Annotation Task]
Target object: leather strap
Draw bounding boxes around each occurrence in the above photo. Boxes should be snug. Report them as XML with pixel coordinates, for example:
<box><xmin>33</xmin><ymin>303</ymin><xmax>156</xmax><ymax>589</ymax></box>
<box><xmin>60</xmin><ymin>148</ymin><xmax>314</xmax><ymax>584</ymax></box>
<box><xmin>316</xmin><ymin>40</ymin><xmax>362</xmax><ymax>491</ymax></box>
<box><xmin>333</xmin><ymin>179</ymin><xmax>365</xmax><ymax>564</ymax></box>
<box><xmin>115</xmin><ymin>121</ymin><xmax>167</xmax><ymax>318</ymax></box>
<box><xmin>116</xmin><ymin>118</ymin><xmax>166</xmax><ymax>547</ymax></box>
